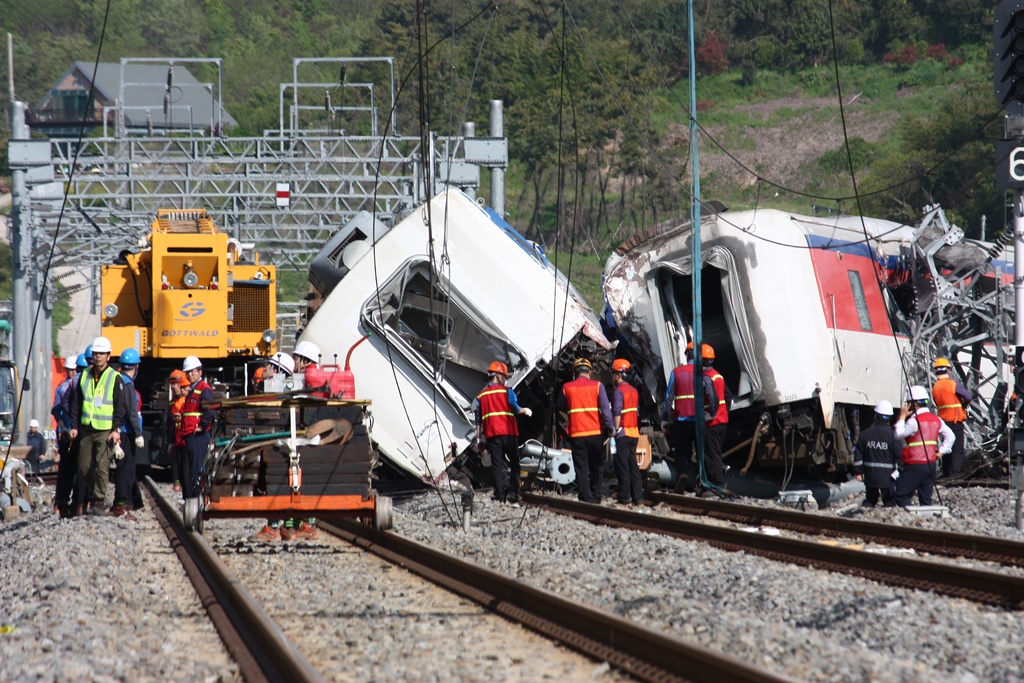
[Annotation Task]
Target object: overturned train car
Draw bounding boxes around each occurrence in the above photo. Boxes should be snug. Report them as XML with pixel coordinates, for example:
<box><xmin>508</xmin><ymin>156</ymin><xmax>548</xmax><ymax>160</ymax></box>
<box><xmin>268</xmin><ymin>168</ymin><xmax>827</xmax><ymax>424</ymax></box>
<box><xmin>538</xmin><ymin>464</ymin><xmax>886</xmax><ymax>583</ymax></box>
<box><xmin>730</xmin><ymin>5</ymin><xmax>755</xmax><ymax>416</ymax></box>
<box><xmin>298</xmin><ymin>189</ymin><xmax>611</xmax><ymax>485</ymax></box>
<box><xmin>604</xmin><ymin>205</ymin><xmax>1014</xmax><ymax>482</ymax></box>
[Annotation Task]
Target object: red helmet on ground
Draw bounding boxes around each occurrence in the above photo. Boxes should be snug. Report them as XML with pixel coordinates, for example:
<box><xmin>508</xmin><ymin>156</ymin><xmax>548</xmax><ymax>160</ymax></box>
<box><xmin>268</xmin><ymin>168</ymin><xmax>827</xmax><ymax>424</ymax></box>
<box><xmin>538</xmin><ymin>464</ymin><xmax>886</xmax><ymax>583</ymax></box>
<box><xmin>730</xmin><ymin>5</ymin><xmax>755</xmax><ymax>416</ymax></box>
<box><xmin>487</xmin><ymin>361</ymin><xmax>509</xmax><ymax>376</ymax></box>
<box><xmin>611</xmin><ymin>359</ymin><xmax>631</xmax><ymax>373</ymax></box>
<box><xmin>701</xmin><ymin>344</ymin><xmax>715</xmax><ymax>360</ymax></box>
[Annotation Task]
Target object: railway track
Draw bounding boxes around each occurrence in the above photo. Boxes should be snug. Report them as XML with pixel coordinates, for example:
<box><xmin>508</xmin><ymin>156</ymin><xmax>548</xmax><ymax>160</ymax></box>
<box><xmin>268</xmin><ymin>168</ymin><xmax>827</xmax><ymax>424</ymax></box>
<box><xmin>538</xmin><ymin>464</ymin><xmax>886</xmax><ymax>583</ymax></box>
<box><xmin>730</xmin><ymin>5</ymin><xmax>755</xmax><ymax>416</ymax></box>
<box><xmin>649</xmin><ymin>490</ymin><xmax>1024</xmax><ymax>567</ymax></box>
<box><xmin>149</xmin><ymin>480</ymin><xmax>796</xmax><ymax>683</ymax></box>
<box><xmin>521</xmin><ymin>492</ymin><xmax>1024</xmax><ymax>610</ymax></box>
<box><xmin>144</xmin><ymin>476</ymin><xmax>325</xmax><ymax>683</ymax></box>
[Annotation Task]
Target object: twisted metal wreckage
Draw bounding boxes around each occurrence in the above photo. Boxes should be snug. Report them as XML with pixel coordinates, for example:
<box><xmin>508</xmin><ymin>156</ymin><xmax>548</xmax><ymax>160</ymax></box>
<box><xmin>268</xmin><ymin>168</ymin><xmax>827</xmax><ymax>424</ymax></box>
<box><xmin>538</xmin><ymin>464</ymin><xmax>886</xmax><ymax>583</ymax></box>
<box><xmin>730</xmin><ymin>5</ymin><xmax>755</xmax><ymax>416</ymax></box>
<box><xmin>298</xmin><ymin>191</ymin><xmax>1015</xmax><ymax>499</ymax></box>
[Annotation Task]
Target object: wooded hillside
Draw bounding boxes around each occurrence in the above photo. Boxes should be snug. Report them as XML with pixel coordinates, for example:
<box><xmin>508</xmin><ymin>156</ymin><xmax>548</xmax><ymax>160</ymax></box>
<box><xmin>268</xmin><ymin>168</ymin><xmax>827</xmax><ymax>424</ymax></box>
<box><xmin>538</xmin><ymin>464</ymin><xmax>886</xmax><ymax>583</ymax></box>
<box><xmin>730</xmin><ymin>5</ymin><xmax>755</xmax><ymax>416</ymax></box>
<box><xmin>0</xmin><ymin>0</ymin><xmax>1006</xmax><ymax>250</ymax></box>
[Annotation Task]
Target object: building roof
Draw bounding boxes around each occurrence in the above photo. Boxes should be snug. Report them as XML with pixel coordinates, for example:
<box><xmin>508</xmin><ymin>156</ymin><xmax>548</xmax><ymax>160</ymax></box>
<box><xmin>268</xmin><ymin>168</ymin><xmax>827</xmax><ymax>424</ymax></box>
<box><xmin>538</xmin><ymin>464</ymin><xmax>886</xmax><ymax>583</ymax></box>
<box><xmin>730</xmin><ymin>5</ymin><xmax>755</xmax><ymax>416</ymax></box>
<box><xmin>34</xmin><ymin>61</ymin><xmax>237</xmax><ymax>133</ymax></box>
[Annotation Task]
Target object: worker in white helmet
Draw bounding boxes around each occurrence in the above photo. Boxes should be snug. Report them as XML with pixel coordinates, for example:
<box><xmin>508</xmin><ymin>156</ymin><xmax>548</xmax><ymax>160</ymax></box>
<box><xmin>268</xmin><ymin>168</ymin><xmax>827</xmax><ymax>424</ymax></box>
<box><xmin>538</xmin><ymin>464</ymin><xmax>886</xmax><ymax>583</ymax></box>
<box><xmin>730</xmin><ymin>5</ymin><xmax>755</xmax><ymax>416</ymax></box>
<box><xmin>894</xmin><ymin>386</ymin><xmax>954</xmax><ymax>507</ymax></box>
<box><xmin>69</xmin><ymin>336</ymin><xmax>128</xmax><ymax>516</ymax></box>
<box><xmin>25</xmin><ymin>419</ymin><xmax>46</xmax><ymax>472</ymax></box>
<box><xmin>179</xmin><ymin>356</ymin><xmax>216</xmax><ymax>502</ymax></box>
<box><xmin>852</xmin><ymin>400</ymin><xmax>900</xmax><ymax>508</ymax></box>
<box><xmin>292</xmin><ymin>340</ymin><xmax>329</xmax><ymax>397</ymax></box>
<box><xmin>287</xmin><ymin>341</ymin><xmax>325</xmax><ymax>540</ymax></box>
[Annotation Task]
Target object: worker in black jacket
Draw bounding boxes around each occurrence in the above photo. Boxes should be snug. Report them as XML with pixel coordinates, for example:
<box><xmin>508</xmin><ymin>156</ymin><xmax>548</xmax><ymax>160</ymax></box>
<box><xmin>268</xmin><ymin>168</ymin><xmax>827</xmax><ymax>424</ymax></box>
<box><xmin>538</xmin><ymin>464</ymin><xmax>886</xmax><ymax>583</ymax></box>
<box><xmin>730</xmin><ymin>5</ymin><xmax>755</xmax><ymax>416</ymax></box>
<box><xmin>852</xmin><ymin>400</ymin><xmax>899</xmax><ymax>507</ymax></box>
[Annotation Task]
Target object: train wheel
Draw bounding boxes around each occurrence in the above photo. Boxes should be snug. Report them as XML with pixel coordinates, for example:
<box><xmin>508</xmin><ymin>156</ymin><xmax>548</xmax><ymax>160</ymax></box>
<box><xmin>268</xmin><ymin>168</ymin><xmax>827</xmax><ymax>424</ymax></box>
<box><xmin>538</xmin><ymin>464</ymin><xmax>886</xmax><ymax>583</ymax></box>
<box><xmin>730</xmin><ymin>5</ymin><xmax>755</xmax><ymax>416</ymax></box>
<box><xmin>374</xmin><ymin>495</ymin><xmax>393</xmax><ymax>531</ymax></box>
<box><xmin>183</xmin><ymin>497</ymin><xmax>200</xmax><ymax>531</ymax></box>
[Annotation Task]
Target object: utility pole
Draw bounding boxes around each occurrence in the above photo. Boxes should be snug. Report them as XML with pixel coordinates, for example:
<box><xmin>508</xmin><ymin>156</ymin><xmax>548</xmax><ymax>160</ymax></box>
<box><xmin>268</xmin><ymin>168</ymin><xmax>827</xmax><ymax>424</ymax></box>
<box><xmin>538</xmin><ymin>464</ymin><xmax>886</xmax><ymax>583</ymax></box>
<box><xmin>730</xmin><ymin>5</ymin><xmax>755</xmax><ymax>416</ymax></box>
<box><xmin>10</xmin><ymin>101</ymin><xmax>31</xmax><ymax>445</ymax></box>
<box><xmin>993</xmin><ymin>0</ymin><xmax>1024</xmax><ymax>528</ymax></box>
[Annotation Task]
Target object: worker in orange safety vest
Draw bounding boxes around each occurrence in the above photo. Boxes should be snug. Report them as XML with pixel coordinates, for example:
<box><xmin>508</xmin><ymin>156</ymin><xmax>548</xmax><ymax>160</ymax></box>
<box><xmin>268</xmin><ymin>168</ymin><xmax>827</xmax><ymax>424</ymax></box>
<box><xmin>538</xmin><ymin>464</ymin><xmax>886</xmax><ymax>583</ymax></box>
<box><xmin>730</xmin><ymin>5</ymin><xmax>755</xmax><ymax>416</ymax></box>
<box><xmin>556</xmin><ymin>358</ymin><xmax>613</xmax><ymax>503</ymax></box>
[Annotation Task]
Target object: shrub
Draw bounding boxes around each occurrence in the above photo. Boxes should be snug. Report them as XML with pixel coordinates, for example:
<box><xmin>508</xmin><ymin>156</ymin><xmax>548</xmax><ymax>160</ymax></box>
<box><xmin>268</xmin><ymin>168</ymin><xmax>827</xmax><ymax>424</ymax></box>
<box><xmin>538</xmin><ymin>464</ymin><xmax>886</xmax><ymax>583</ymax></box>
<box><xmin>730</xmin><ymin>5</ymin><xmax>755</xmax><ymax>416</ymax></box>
<box><xmin>697</xmin><ymin>32</ymin><xmax>729</xmax><ymax>76</ymax></box>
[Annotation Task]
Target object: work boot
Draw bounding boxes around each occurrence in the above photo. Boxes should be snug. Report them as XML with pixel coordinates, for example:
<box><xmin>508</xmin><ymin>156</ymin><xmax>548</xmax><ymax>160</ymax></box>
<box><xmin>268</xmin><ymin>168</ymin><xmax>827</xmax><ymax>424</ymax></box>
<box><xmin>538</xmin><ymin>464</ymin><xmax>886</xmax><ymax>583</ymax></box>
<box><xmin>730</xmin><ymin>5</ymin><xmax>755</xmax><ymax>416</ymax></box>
<box><xmin>252</xmin><ymin>525</ymin><xmax>281</xmax><ymax>543</ymax></box>
<box><xmin>280</xmin><ymin>525</ymin><xmax>298</xmax><ymax>541</ymax></box>
<box><xmin>295</xmin><ymin>521</ymin><xmax>319</xmax><ymax>540</ymax></box>
<box><xmin>108</xmin><ymin>504</ymin><xmax>138</xmax><ymax>521</ymax></box>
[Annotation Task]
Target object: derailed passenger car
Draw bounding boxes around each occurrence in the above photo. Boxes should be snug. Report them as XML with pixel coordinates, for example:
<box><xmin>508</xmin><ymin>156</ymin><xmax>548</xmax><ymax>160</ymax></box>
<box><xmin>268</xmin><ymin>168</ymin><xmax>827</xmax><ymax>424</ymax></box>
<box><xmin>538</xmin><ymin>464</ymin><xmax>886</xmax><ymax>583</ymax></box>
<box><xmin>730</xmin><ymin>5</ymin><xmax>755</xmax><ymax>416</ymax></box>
<box><xmin>299</xmin><ymin>189</ymin><xmax>611</xmax><ymax>484</ymax></box>
<box><xmin>605</xmin><ymin>204</ymin><xmax>1014</xmax><ymax>484</ymax></box>
<box><xmin>606</xmin><ymin>207</ymin><xmax>912</xmax><ymax>478</ymax></box>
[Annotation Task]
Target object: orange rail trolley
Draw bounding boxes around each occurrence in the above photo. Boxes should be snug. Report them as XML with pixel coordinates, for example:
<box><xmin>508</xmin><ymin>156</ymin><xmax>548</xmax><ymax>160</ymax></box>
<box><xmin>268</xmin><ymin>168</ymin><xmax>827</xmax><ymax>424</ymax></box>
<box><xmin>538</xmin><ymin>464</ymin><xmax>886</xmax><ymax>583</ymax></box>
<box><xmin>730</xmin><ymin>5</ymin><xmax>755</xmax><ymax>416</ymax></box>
<box><xmin>181</xmin><ymin>395</ymin><xmax>392</xmax><ymax>533</ymax></box>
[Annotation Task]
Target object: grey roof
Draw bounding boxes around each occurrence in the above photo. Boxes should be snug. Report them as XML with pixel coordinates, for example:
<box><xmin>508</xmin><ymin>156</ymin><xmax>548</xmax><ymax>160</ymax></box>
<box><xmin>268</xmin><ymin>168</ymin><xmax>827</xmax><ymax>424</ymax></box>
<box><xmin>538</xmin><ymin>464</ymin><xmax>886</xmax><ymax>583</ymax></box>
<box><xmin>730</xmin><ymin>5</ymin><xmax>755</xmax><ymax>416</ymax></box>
<box><xmin>37</xmin><ymin>61</ymin><xmax>237</xmax><ymax>131</ymax></box>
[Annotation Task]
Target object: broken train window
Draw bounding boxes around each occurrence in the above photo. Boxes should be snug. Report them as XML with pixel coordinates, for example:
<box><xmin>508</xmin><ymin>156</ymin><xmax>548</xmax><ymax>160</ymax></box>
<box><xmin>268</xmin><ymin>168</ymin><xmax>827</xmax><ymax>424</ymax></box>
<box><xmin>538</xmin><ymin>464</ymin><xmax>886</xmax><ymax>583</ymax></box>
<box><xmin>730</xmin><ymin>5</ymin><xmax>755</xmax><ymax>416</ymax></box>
<box><xmin>361</xmin><ymin>259</ymin><xmax>523</xmax><ymax>396</ymax></box>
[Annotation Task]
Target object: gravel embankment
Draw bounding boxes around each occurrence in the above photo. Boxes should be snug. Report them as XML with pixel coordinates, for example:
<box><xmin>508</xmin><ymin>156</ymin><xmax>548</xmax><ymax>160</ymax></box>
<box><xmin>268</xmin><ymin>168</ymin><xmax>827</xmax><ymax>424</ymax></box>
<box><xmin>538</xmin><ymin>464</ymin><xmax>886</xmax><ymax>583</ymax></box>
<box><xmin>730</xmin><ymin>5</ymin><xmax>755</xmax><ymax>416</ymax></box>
<box><xmin>1</xmin><ymin>481</ymin><xmax>1022</xmax><ymax>683</ymax></box>
<box><xmin>0</xmin><ymin>492</ymin><xmax>238</xmax><ymax>683</ymax></box>
<box><xmin>395</xmin><ymin>485</ymin><xmax>1024</xmax><ymax>683</ymax></box>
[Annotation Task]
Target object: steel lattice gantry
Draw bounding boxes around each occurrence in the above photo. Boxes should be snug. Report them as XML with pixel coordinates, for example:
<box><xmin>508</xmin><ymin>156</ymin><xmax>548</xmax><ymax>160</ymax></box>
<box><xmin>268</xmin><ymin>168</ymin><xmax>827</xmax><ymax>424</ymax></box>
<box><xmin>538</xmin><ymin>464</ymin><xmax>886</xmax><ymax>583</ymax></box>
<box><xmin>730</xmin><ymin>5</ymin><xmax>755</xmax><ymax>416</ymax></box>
<box><xmin>29</xmin><ymin>132</ymin><xmax>484</xmax><ymax>274</ymax></box>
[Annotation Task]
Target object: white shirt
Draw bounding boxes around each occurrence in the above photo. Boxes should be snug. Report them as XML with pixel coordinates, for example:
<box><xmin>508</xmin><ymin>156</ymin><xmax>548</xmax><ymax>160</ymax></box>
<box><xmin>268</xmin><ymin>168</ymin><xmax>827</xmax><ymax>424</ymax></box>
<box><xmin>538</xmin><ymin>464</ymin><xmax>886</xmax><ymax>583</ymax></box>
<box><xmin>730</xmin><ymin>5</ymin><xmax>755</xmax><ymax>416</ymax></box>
<box><xmin>894</xmin><ymin>407</ymin><xmax>954</xmax><ymax>455</ymax></box>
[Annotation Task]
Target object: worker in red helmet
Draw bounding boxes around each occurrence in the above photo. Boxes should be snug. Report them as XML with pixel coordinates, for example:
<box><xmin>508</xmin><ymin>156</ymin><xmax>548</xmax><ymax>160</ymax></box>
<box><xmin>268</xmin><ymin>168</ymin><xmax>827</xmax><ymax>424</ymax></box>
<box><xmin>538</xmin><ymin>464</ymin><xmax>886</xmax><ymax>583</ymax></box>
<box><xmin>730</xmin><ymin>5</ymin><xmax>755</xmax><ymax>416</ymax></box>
<box><xmin>475</xmin><ymin>361</ymin><xmax>532</xmax><ymax>504</ymax></box>
<box><xmin>662</xmin><ymin>341</ymin><xmax>716</xmax><ymax>493</ymax></box>
<box><xmin>556</xmin><ymin>358</ymin><xmax>613</xmax><ymax>503</ymax></box>
<box><xmin>931</xmin><ymin>357</ymin><xmax>972</xmax><ymax>479</ymax></box>
<box><xmin>699</xmin><ymin>343</ymin><xmax>733</xmax><ymax>491</ymax></box>
<box><xmin>610</xmin><ymin>359</ymin><xmax>643</xmax><ymax>506</ymax></box>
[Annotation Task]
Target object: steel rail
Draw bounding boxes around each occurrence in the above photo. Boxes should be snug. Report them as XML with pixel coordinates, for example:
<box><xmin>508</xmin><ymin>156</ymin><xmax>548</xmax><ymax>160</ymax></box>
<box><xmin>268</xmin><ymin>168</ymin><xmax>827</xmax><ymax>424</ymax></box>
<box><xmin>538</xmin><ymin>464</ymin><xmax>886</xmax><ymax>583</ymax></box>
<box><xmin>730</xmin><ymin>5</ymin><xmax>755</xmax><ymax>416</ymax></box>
<box><xmin>144</xmin><ymin>477</ymin><xmax>326</xmax><ymax>683</ymax></box>
<box><xmin>320</xmin><ymin>519</ymin><xmax>797</xmax><ymax>683</ymax></box>
<box><xmin>650</xmin><ymin>490</ymin><xmax>1024</xmax><ymax>567</ymax></box>
<box><xmin>522</xmin><ymin>493</ymin><xmax>1024</xmax><ymax>610</ymax></box>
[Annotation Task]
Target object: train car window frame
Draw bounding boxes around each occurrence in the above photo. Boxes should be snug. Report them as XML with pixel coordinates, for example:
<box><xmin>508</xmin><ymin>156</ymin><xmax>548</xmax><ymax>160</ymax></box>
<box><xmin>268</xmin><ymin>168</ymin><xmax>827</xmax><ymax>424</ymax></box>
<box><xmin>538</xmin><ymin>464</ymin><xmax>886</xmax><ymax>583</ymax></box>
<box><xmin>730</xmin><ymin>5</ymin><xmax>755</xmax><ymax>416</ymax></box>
<box><xmin>847</xmin><ymin>270</ymin><xmax>873</xmax><ymax>331</ymax></box>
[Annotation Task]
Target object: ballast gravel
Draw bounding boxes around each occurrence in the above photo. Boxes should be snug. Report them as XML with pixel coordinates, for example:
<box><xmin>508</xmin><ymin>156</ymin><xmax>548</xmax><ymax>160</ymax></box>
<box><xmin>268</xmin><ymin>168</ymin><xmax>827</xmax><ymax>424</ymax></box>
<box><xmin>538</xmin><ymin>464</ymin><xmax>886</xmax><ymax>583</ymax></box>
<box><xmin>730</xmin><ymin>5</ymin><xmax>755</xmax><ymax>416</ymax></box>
<box><xmin>0</xmin><ymin>493</ymin><xmax>238</xmax><ymax>683</ymax></box>
<box><xmin>0</xmin><ymin>480</ymin><xmax>1021</xmax><ymax>683</ymax></box>
<box><xmin>395</xmin><ymin>485</ymin><xmax>1024</xmax><ymax>683</ymax></box>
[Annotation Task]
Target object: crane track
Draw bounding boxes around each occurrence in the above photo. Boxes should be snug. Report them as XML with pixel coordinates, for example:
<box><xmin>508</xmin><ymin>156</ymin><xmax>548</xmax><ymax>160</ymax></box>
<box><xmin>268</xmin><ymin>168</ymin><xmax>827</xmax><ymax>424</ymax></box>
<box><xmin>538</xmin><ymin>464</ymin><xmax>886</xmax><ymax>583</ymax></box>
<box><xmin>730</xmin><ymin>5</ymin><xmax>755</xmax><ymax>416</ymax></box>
<box><xmin>522</xmin><ymin>492</ymin><xmax>1024</xmax><ymax>610</ymax></box>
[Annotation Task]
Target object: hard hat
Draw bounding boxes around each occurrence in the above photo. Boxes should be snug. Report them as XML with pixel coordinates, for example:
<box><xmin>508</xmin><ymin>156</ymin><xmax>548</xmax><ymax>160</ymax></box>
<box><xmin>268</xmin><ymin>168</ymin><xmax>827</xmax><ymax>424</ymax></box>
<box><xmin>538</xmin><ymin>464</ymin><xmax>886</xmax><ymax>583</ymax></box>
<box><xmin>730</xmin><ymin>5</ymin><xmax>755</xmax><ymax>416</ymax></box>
<box><xmin>611</xmin><ymin>358</ymin><xmax>631</xmax><ymax>373</ymax></box>
<box><xmin>907</xmin><ymin>385</ymin><xmax>930</xmax><ymax>402</ymax></box>
<box><xmin>268</xmin><ymin>352</ymin><xmax>295</xmax><ymax>374</ymax></box>
<box><xmin>685</xmin><ymin>341</ymin><xmax>695</xmax><ymax>351</ymax></box>
<box><xmin>75</xmin><ymin>354</ymin><xmax>88</xmax><ymax>369</ymax></box>
<box><xmin>84</xmin><ymin>345</ymin><xmax>93</xmax><ymax>361</ymax></box>
<box><xmin>119</xmin><ymin>348</ymin><xmax>141</xmax><ymax>366</ymax></box>
<box><xmin>874</xmin><ymin>400</ymin><xmax>894</xmax><ymax>417</ymax></box>
<box><xmin>29</xmin><ymin>419</ymin><xmax>39</xmax><ymax>429</ymax></box>
<box><xmin>701</xmin><ymin>344</ymin><xmax>715</xmax><ymax>360</ymax></box>
<box><xmin>573</xmin><ymin>358</ymin><xmax>593</xmax><ymax>373</ymax></box>
<box><xmin>293</xmin><ymin>340</ymin><xmax>321</xmax><ymax>363</ymax></box>
<box><xmin>91</xmin><ymin>337</ymin><xmax>113</xmax><ymax>354</ymax></box>
<box><xmin>934</xmin><ymin>357</ymin><xmax>951</xmax><ymax>370</ymax></box>
<box><xmin>169</xmin><ymin>369</ymin><xmax>187</xmax><ymax>385</ymax></box>
<box><xmin>182</xmin><ymin>356</ymin><xmax>203</xmax><ymax>372</ymax></box>
<box><xmin>487</xmin><ymin>361</ymin><xmax>509</xmax><ymax>376</ymax></box>
<box><xmin>63</xmin><ymin>355</ymin><xmax>77</xmax><ymax>370</ymax></box>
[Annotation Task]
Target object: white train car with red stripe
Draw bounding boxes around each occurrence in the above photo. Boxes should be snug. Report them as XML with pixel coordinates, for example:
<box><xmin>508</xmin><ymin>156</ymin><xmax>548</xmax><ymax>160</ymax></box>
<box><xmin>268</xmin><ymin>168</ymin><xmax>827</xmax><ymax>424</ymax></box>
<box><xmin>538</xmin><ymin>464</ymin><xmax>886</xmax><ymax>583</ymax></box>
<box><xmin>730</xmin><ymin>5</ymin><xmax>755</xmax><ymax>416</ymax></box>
<box><xmin>604</xmin><ymin>206</ymin><xmax>921</xmax><ymax>476</ymax></box>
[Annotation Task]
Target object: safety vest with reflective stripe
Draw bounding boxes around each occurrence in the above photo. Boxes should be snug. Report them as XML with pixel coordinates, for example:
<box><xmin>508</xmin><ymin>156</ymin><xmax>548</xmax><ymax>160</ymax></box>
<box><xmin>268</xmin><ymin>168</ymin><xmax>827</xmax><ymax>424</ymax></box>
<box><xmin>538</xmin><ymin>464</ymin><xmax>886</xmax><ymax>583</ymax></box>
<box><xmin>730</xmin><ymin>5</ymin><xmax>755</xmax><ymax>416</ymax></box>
<box><xmin>80</xmin><ymin>366</ymin><xmax>119</xmax><ymax>431</ymax></box>
<box><xmin>563</xmin><ymin>377</ymin><xmax>602</xmax><ymax>437</ymax></box>
<box><xmin>672</xmin><ymin>364</ymin><xmax>696</xmax><ymax>419</ymax></box>
<box><xmin>932</xmin><ymin>378</ymin><xmax>966</xmax><ymax>423</ymax></box>
<box><xmin>901</xmin><ymin>411</ymin><xmax>942</xmax><ymax>464</ymax></box>
<box><xmin>181</xmin><ymin>380</ymin><xmax>212</xmax><ymax>437</ymax></box>
<box><xmin>477</xmin><ymin>384</ymin><xmax>518</xmax><ymax>438</ymax></box>
<box><xmin>705</xmin><ymin>369</ymin><xmax>729</xmax><ymax>426</ymax></box>
<box><xmin>615</xmin><ymin>382</ymin><xmax>640</xmax><ymax>438</ymax></box>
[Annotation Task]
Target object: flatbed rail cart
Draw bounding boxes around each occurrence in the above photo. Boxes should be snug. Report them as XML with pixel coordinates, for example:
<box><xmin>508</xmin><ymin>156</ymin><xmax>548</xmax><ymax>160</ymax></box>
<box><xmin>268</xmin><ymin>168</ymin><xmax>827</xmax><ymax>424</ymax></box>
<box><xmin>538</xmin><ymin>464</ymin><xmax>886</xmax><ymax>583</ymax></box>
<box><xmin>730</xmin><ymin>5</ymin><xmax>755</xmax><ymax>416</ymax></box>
<box><xmin>181</xmin><ymin>394</ymin><xmax>393</xmax><ymax>533</ymax></box>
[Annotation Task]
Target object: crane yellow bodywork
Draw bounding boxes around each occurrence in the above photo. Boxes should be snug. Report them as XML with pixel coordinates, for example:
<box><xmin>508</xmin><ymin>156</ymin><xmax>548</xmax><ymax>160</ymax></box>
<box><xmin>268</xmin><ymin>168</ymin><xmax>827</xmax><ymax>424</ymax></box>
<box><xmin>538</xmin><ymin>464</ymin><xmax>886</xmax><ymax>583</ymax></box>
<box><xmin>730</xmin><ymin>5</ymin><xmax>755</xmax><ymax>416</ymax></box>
<box><xmin>100</xmin><ymin>209</ymin><xmax>277</xmax><ymax>360</ymax></box>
